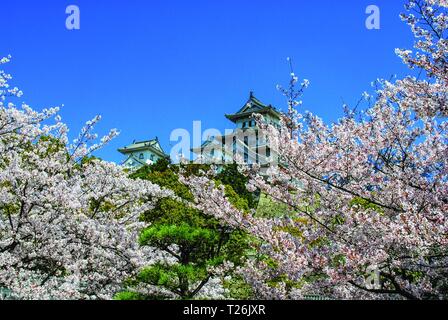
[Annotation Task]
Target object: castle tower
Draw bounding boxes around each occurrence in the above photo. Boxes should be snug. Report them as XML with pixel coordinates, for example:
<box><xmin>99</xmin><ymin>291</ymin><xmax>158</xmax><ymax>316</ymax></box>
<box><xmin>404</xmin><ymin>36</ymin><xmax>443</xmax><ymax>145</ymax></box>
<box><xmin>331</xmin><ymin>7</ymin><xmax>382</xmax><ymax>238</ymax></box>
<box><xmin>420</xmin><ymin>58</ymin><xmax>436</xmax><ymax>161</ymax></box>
<box><xmin>118</xmin><ymin>137</ymin><xmax>169</xmax><ymax>169</ymax></box>
<box><xmin>192</xmin><ymin>92</ymin><xmax>282</xmax><ymax>168</ymax></box>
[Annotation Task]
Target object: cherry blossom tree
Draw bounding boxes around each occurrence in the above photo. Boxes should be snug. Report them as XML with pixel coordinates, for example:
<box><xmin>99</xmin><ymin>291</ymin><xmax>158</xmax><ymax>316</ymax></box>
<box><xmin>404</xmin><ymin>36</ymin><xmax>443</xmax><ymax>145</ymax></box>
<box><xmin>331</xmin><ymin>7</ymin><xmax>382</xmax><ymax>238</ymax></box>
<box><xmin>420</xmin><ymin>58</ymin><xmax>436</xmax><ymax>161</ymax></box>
<box><xmin>183</xmin><ymin>0</ymin><xmax>448</xmax><ymax>300</ymax></box>
<box><xmin>0</xmin><ymin>56</ymin><xmax>173</xmax><ymax>299</ymax></box>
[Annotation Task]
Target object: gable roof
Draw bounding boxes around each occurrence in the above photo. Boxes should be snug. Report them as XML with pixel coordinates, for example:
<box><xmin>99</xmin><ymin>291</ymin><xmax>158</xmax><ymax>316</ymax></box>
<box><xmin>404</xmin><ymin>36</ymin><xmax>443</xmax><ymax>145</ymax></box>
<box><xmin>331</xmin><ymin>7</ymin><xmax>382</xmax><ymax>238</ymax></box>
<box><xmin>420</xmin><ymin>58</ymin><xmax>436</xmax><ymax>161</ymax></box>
<box><xmin>118</xmin><ymin>137</ymin><xmax>168</xmax><ymax>158</ymax></box>
<box><xmin>225</xmin><ymin>92</ymin><xmax>282</xmax><ymax>123</ymax></box>
<box><xmin>121</xmin><ymin>154</ymin><xmax>147</xmax><ymax>167</ymax></box>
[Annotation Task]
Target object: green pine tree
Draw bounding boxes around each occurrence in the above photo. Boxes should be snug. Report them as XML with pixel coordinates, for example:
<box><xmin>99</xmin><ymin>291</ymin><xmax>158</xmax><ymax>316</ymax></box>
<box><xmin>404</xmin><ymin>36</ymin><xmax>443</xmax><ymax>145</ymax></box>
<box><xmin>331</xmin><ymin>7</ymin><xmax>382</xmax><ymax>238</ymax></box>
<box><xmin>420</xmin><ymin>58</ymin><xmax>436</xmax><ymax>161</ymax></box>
<box><xmin>115</xmin><ymin>159</ymin><xmax>252</xmax><ymax>300</ymax></box>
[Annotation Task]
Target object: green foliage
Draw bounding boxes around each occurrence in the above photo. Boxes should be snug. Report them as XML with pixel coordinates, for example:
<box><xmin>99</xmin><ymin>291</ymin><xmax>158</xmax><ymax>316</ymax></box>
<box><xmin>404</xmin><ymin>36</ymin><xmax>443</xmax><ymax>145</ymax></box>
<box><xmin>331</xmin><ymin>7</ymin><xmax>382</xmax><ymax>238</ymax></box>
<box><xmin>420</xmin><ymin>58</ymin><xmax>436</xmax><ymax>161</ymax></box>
<box><xmin>216</xmin><ymin>163</ymin><xmax>258</xmax><ymax>209</ymax></box>
<box><xmin>138</xmin><ymin>263</ymin><xmax>208</xmax><ymax>287</ymax></box>
<box><xmin>37</xmin><ymin>135</ymin><xmax>66</xmax><ymax>157</ymax></box>
<box><xmin>215</xmin><ymin>182</ymin><xmax>250</xmax><ymax>214</ymax></box>
<box><xmin>148</xmin><ymin>157</ymin><xmax>171</xmax><ymax>174</ymax></box>
<box><xmin>80</xmin><ymin>155</ymin><xmax>101</xmax><ymax>166</ymax></box>
<box><xmin>118</xmin><ymin>159</ymin><xmax>253</xmax><ymax>300</ymax></box>
<box><xmin>256</xmin><ymin>193</ymin><xmax>294</xmax><ymax>218</ymax></box>
<box><xmin>114</xmin><ymin>291</ymin><xmax>147</xmax><ymax>300</ymax></box>
<box><xmin>266</xmin><ymin>273</ymin><xmax>302</xmax><ymax>291</ymax></box>
<box><xmin>331</xmin><ymin>253</ymin><xmax>346</xmax><ymax>267</ymax></box>
<box><xmin>139</xmin><ymin>223</ymin><xmax>220</xmax><ymax>247</ymax></box>
<box><xmin>349</xmin><ymin>196</ymin><xmax>384</xmax><ymax>214</ymax></box>
<box><xmin>275</xmin><ymin>225</ymin><xmax>305</xmax><ymax>240</ymax></box>
<box><xmin>223</xmin><ymin>276</ymin><xmax>254</xmax><ymax>299</ymax></box>
<box><xmin>0</xmin><ymin>202</ymin><xmax>19</xmax><ymax>217</ymax></box>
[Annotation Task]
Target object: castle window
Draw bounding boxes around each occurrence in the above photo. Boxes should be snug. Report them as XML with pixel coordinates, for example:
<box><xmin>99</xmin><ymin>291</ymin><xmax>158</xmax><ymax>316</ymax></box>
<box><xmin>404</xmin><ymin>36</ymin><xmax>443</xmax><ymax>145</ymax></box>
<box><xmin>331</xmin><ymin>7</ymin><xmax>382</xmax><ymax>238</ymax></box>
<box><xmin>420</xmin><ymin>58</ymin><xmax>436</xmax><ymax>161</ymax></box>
<box><xmin>139</xmin><ymin>153</ymin><xmax>144</xmax><ymax>160</ymax></box>
<box><xmin>242</xmin><ymin>121</ymin><xmax>247</xmax><ymax>128</ymax></box>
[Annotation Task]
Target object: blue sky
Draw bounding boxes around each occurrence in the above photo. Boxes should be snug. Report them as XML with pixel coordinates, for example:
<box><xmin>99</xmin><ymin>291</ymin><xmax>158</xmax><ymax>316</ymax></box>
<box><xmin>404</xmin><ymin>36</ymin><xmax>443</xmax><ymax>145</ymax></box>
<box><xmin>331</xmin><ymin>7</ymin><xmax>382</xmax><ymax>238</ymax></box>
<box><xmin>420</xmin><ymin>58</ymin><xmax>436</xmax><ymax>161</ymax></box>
<box><xmin>1</xmin><ymin>0</ymin><xmax>414</xmax><ymax>163</ymax></box>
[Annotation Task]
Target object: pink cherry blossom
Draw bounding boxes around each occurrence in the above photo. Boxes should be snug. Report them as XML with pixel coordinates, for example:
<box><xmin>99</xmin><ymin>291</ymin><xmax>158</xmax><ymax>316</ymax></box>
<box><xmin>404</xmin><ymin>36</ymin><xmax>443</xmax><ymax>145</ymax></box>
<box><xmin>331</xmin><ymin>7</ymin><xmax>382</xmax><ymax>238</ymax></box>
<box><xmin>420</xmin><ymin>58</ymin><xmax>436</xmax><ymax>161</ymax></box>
<box><xmin>183</xmin><ymin>0</ymin><xmax>448</xmax><ymax>300</ymax></box>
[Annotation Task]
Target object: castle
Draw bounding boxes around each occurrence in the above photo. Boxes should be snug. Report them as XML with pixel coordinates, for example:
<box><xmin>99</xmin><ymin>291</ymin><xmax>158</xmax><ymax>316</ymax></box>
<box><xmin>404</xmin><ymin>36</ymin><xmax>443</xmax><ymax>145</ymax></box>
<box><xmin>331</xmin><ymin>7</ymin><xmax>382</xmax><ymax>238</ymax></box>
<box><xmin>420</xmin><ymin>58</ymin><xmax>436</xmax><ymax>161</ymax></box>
<box><xmin>118</xmin><ymin>92</ymin><xmax>282</xmax><ymax>169</ymax></box>
<box><xmin>118</xmin><ymin>137</ymin><xmax>169</xmax><ymax>169</ymax></box>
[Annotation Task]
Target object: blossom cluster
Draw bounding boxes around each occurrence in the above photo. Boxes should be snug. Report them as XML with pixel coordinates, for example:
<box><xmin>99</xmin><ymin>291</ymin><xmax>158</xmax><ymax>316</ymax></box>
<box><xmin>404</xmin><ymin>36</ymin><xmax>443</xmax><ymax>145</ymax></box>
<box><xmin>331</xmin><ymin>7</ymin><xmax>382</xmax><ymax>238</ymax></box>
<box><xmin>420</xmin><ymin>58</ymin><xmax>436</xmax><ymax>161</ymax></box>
<box><xmin>184</xmin><ymin>0</ymin><xmax>448</xmax><ymax>300</ymax></box>
<box><xmin>0</xmin><ymin>58</ymin><xmax>174</xmax><ymax>299</ymax></box>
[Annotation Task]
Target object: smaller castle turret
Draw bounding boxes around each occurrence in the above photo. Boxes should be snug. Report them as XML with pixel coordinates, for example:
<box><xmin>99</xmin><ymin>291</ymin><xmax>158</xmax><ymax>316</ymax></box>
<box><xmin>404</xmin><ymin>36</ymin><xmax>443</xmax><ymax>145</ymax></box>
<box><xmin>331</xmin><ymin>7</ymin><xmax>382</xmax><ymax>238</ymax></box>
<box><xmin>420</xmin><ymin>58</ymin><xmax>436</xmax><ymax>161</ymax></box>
<box><xmin>118</xmin><ymin>138</ymin><xmax>169</xmax><ymax>169</ymax></box>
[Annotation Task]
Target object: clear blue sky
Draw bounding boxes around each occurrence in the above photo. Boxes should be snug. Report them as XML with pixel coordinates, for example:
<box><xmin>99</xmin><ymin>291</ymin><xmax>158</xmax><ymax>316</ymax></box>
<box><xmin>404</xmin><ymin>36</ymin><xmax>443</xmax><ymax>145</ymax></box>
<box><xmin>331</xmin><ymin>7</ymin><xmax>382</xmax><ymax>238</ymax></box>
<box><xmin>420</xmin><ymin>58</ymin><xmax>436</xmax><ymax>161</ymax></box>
<box><xmin>1</xmin><ymin>0</ymin><xmax>414</xmax><ymax>163</ymax></box>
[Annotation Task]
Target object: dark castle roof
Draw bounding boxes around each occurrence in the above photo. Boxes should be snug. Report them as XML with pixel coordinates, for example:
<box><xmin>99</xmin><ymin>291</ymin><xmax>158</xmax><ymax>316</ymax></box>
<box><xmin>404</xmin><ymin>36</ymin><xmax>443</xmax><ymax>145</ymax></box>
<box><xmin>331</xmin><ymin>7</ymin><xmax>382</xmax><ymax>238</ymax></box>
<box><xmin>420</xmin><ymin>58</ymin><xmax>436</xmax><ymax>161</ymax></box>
<box><xmin>117</xmin><ymin>137</ymin><xmax>168</xmax><ymax>158</ymax></box>
<box><xmin>225</xmin><ymin>92</ymin><xmax>282</xmax><ymax>123</ymax></box>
